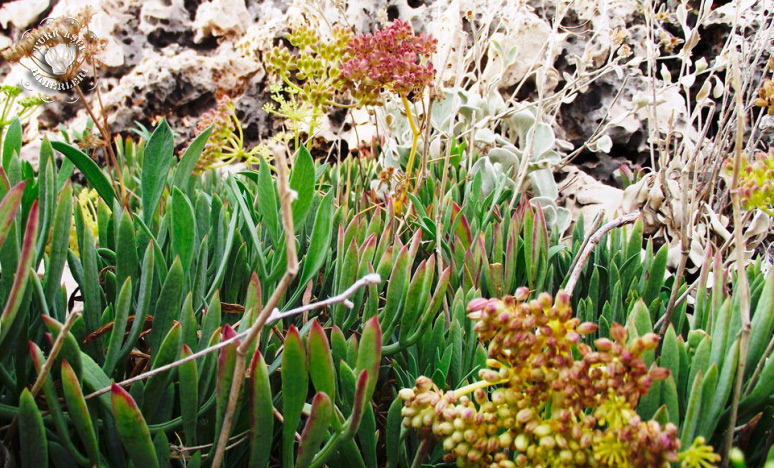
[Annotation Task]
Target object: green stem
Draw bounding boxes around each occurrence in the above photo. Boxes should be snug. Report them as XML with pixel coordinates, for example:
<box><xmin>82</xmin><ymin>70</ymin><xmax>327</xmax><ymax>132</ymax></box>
<box><xmin>454</xmin><ymin>376</ymin><xmax>510</xmax><ymax>396</ymax></box>
<box><xmin>281</xmin><ymin>75</ymin><xmax>304</xmax><ymax>94</ymax></box>
<box><xmin>759</xmin><ymin>206</ymin><xmax>774</xmax><ymax>218</ymax></box>
<box><xmin>327</xmin><ymin>100</ymin><xmax>360</xmax><ymax>109</ymax></box>
<box><xmin>402</xmin><ymin>96</ymin><xmax>421</xmax><ymax>183</ymax></box>
<box><xmin>0</xmin><ymin>365</ymin><xmax>15</xmax><ymax>390</ymax></box>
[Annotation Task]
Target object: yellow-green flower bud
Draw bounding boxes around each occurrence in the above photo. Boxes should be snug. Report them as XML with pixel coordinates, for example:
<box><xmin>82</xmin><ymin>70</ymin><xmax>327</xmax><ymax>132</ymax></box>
<box><xmin>533</xmin><ymin>424</ymin><xmax>552</xmax><ymax>438</ymax></box>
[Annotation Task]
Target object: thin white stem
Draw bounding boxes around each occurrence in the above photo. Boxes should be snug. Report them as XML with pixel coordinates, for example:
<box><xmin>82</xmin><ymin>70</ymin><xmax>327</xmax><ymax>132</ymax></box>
<box><xmin>722</xmin><ymin>46</ymin><xmax>752</xmax><ymax>468</ymax></box>
<box><xmin>83</xmin><ymin>273</ymin><xmax>378</xmax><ymax>402</ymax></box>
<box><xmin>268</xmin><ymin>274</ymin><xmax>381</xmax><ymax>322</ymax></box>
<box><xmin>565</xmin><ymin>211</ymin><xmax>641</xmax><ymax>297</ymax></box>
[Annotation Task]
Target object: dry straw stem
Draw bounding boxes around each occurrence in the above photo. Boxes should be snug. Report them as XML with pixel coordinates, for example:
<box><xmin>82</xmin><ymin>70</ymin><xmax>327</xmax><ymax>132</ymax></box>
<box><xmin>73</xmin><ymin>85</ymin><xmax>127</xmax><ymax>210</ymax></box>
<box><xmin>210</xmin><ymin>145</ymin><xmax>298</xmax><ymax>468</ymax></box>
<box><xmin>434</xmin><ymin>40</ymin><xmax>467</xmax><ymax>322</ymax></box>
<box><xmin>721</xmin><ymin>52</ymin><xmax>752</xmax><ymax>468</ymax></box>
<box><xmin>508</xmin><ymin>2</ymin><xmax>569</xmax><ymax>213</ymax></box>
<box><xmin>564</xmin><ymin>210</ymin><xmax>641</xmax><ymax>297</ymax></box>
<box><xmin>2</xmin><ymin>308</ymin><xmax>81</xmax><ymax>444</ymax></box>
<box><xmin>83</xmin><ymin>274</ymin><xmax>380</xmax><ymax>402</ymax></box>
<box><xmin>659</xmin><ymin>105</ymin><xmax>717</xmax><ymax>339</ymax></box>
<box><xmin>210</xmin><ymin>148</ymin><xmax>384</xmax><ymax>466</ymax></box>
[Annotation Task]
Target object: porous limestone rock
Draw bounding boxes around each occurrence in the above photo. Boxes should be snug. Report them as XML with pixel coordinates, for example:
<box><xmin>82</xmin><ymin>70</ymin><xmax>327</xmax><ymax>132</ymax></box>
<box><xmin>193</xmin><ymin>0</ymin><xmax>250</xmax><ymax>43</ymax></box>
<box><xmin>0</xmin><ymin>0</ymin><xmax>50</xmax><ymax>30</ymax></box>
<box><xmin>0</xmin><ymin>0</ymin><xmax>749</xmax><ymax>249</ymax></box>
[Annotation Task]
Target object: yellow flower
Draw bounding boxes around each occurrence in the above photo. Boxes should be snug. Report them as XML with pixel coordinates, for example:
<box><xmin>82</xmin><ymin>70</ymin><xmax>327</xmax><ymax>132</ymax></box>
<box><xmin>594</xmin><ymin>432</ymin><xmax>630</xmax><ymax>467</ymax></box>
<box><xmin>679</xmin><ymin>437</ymin><xmax>720</xmax><ymax>468</ymax></box>
<box><xmin>595</xmin><ymin>392</ymin><xmax>636</xmax><ymax>430</ymax></box>
<box><xmin>69</xmin><ymin>188</ymin><xmax>103</xmax><ymax>255</ymax></box>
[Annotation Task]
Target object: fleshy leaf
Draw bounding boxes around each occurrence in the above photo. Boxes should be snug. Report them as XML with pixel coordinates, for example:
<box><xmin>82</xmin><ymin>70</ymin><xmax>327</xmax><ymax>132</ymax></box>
<box><xmin>111</xmin><ymin>383</ymin><xmax>159</xmax><ymax>468</ymax></box>
<box><xmin>282</xmin><ymin>325</ymin><xmax>308</xmax><ymax>468</ymax></box>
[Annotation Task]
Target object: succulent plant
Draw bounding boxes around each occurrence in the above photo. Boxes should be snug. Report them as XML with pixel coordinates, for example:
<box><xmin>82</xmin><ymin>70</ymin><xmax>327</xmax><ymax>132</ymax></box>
<box><xmin>464</xmin><ymin>96</ymin><xmax>570</xmax><ymax>232</ymax></box>
<box><xmin>0</xmin><ymin>7</ymin><xmax>772</xmax><ymax>467</ymax></box>
<box><xmin>724</xmin><ymin>149</ymin><xmax>774</xmax><ymax>216</ymax></box>
<box><xmin>399</xmin><ymin>290</ymin><xmax>720</xmax><ymax>468</ymax></box>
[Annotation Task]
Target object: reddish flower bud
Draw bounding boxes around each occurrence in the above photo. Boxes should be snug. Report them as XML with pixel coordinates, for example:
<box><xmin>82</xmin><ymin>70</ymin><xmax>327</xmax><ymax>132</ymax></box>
<box><xmin>649</xmin><ymin>366</ymin><xmax>671</xmax><ymax>380</ymax></box>
<box><xmin>576</xmin><ymin>322</ymin><xmax>598</xmax><ymax>335</ymax></box>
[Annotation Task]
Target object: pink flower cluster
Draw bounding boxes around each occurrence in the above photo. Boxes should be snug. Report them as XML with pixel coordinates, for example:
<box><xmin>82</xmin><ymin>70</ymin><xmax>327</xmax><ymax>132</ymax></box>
<box><xmin>341</xmin><ymin>19</ymin><xmax>437</xmax><ymax>104</ymax></box>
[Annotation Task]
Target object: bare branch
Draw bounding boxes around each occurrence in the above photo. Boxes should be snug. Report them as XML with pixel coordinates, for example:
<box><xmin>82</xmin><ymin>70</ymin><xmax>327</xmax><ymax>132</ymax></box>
<box><xmin>212</xmin><ymin>145</ymin><xmax>299</xmax><ymax>468</ymax></box>
<box><xmin>268</xmin><ymin>273</ymin><xmax>381</xmax><ymax>322</ymax></box>
<box><xmin>3</xmin><ymin>307</ymin><xmax>81</xmax><ymax>444</ymax></box>
<box><xmin>83</xmin><ymin>273</ymin><xmax>378</xmax><ymax>402</ymax></box>
<box><xmin>722</xmin><ymin>48</ymin><xmax>752</xmax><ymax>467</ymax></box>
<box><xmin>565</xmin><ymin>211</ymin><xmax>641</xmax><ymax>297</ymax></box>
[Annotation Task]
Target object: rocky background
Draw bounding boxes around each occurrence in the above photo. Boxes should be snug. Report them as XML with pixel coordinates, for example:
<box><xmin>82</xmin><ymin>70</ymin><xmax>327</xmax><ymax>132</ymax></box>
<box><xmin>0</xmin><ymin>0</ymin><xmax>769</xmax><ymax>250</ymax></box>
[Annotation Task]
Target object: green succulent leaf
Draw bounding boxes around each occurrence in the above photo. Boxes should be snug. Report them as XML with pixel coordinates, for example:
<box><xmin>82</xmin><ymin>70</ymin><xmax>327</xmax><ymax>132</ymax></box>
<box><xmin>707</xmin><ymin>338</ymin><xmax>739</xmax><ymax>432</ymax></box>
<box><xmin>141</xmin><ymin>119</ymin><xmax>175</xmax><ymax>225</ymax></box>
<box><xmin>308</xmin><ymin>319</ymin><xmax>336</xmax><ymax>402</ymax></box>
<box><xmin>295</xmin><ymin>392</ymin><xmax>333</xmax><ymax>468</ymax></box>
<box><xmin>51</xmin><ymin>141</ymin><xmax>117</xmax><ymax>203</ymax></box>
<box><xmin>148</xmin><ymin>256</ymin><xmax>183</xmax><ymax>356</ymax></box>
<box><xmin>291</xmin><ymin>189</ymin><xmax>334</xmax><ymax>305</ymax></box>
<box><xmin>144</xmin><ymin>322</ymin><xmax>182</xmax><ymax>415</ymax></box>
<box><xmin>282</xmin><ymin>325</ymin><xmax>308</xmax><ymax>468</ymax></box>
<box><xmin>680</xmin><ymin>369</ymin><xmax>703</xmax><ymax>447</ymax></box>
<box><xmin>115</xmin><ymin>211</ymin><xmax>138</xmax><ymax>291</ymax></box>
<box><xmin>255</xmin><ymin>156</ymin><xmax>279</xmax><ymax>244</ymax></box>
<box><xmin>61</xmin><ymin>359</ymin><xmax>100</xmax><ymax>465</ymax></box>
<box><xmin>172</xmin><ymin>124</ymin><xmax>213</xmax><ymax>190</ymax></box>
<box><xmin>44</xmin><ymin>181</ymin><xmax>73</xmax><ymax>303</ymax></box>
<box><xmin>119</xmin><ymin>243</ymin><xmax>155</xmax><ymax>362</ymax></box>
<box><xmin>18</xmin><ymin>388</ymin><xmax>48</xmax><ymax>468</ymax></box>
<box><xmin>747</xmin><ymin>271</ymin><xmax>774</xmax><ymax>374</ymax></box>
<box><xmin>3</xmin><ymin>118</ymin><xmax>22</xmax><ymax>169</ymax></box>
<box><xmin>0</xmin><ymin>180</ymin><xmax>26</xmax><ymax>250</ymax></box>
<box><xmin>355</xmin><ymin>317</ymin><xmax>382</xmax><ymax>402</ymax></box>
<box><xmin>111</xmin><ymin>383</ymin><xmax>159</xmax><ymax>468</ymax></box>
<box><xmin>178</xmin><ymin>344</ymin><xmax>198</xmax><ymax>446</ymax></box>
<box><xmin>290</xmin><ymin>145</ymin><xmax>315</xmax><ymax>227</ymax></box>
<box><xmin>249</xmin><ymin>350</ymin><xmax>274</xmax><ymax>468</ymax></box>
<box><xmin>170</xmin><ymin>187</ymin><xmax>196</xmax><ymax>272</ymax></box>
<box><xmin>213</xmin><ymin>324</ymin><xmax>238</xmax><ymax>455</ymax></box>
<box><xmin>385</xmin><ymin>397</ymin><xmax>404</xmax><ymax>468</ymax></box>
<box><xmin>0</xmin><ymin>200</ymin><xmax>38</xmax><ymax>348</ymax></box>
<box><xmin>103</xmin><ymin>277</ymin><xmax>133</xmax><ymax>376</ymax></box>
<box><xmin>660</xmin><ymin>325</ymin><xmax>680</xmax><ymax>389</ymax></box>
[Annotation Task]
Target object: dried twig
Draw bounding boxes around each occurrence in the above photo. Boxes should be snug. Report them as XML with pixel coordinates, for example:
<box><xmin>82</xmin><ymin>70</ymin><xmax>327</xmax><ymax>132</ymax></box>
<box><xmin>267</xmin><ymin>273</ymin><xmax>381</xmax><ymax>322</ymax></box>
<box><xmin>73</xmin><ymin>85</ymin><xmax>127</xmax><ymax>208</ymax></box>
<box><xmin>658</xmin><ymin>163</ymin><xmax>690</xmax><ymax>339</ymax></box>
<box><xmin>211</xmin><ymin>145</ymin><xmax>297</xmax><ymax>467</ymax></box>
<box><xmin>565</xmin><ymin>210</ymin><xmax>605</xmax><ymax>278</ymax></box>
<box><xmin>722</xmin><ymin>51</ymin><xmax>752</xmax><ymax>467</ymax></box>
<box><xmin>565</xmin><ymin>211</ymin><xmax>641</xmax><ymax>296</ymax></box>
<box><xmin>746</xmin><ymin>334</ymin><xmax>774</xmax><ymax>397</ymax></box>
<box><xmin>83</xmin><ymin>273</ymin><xmax>379</xmax><ymax>401</ymax></box>
<box><xmin>3</xmin><ymin>308</ymin><xmax>81</xmax><ymax>444</ymax></box>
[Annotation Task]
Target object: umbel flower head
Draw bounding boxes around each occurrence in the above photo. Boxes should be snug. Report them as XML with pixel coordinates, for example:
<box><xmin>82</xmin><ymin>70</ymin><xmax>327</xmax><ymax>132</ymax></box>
<box><xmin>400</xmin><ymin>289</ymin><xmax>717</xmax><ymax>468</ymax></box>
<box><xmin>264</xmin><ymin>22</ymin><xmax>353</xmax><ymax>113</ymax></box>
<box><xmin>2</xmin><ymin>8</ymin><xmax>105</xmax><ymax>85</ymax></box>
<box><xmin>192</xmin><ymin>95</ymin><xmax>265</xmax><ymax>175</ymax></box>
<box><xmin>754</xmin><ymin>79</ymin><xmax>774</xmax><ymax>116</ymax></box>
<box><xmin>340</xmin><ymin>19</ymin><xmax>437</xmax><ymax>106</ymax></box>
<box><xmin>724</xmin><ymin>149</ymin><xmax>774</xmax><ymax>216</ymax></box>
